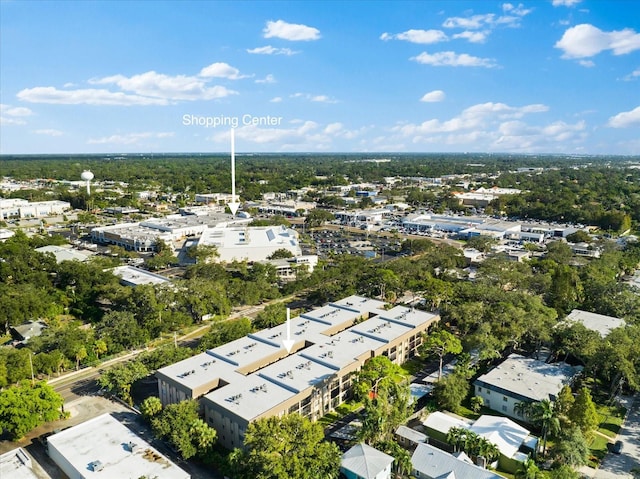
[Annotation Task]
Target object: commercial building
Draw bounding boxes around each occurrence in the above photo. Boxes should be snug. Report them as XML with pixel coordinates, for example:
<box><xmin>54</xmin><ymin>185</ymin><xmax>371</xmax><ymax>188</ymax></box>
<box><xmin>0</xmin><ymin>199</ymin><xmax>71</xmax><ymax>219</ymax></box>
<box><xmin>112</xmin><ymin>265</ymin><xmax>172</xmax><ymax>287</ymax></box>
<box><xmin>90</xmin><ymin>213</ymin><xmax>248</xmax><ymax>252</ymax></box>
<box><xmin>473</xmin><ymin>354</ymin><xmax>579</xmax><ymax>422</ymax></box>
<box><xmin>0</xmin><ymin>447</ymin><xmax>38</xmax><ymax>479</ymax></box>
<box><xmin>46</xmin><ymin>413</ymin><xmax>190</xmax><ymax>479</ymax></box>
<box><xmin>197</xmin><ymin>225</ymin><xmax>302</xmax><ymax>263</ymax></box>
<box><xmin>156</xmin><ymin>295</ymin><xmax>439</xmax><ymax>449</ymax></box>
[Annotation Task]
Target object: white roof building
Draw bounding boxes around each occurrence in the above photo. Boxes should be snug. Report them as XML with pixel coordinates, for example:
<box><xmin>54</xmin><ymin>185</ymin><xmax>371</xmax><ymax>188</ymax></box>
<box><xmin>112</xmin><ymin>266</ymin><xmax>172</xmax><ymax>287</ymax></box>
<box><xmin>561</xmin><ymin>309</ymin><xmax>625</xmax><ymax>337</ymax></box>
<box><xmin>0</xmin><ymin>448</ymin><xmax>38</xmax><ymax>479</ymax></box>
<box><xmin>157</xmin><ymin>295</ymin><xmax>440</xmax><ymax>449</ymax></box>
<box><xmin>36</xmin><ymin>245</ymin><xmax>92</xmax><ymax>263</ymax></box>
<box><xmin>197</xmin><ymin>225</ymin><xmax>302</xmax><ymax>263</ymax></box>
<box><xmin>473</xmin><ymin>354</ymin><xmax>579</xmax><ymax>421</ymax></box>
<box><xmin>469</xmin><ymin>415</ymin><xmax>536</xmax><ymax>461</ymax></box>
<box><xmin>46</xmin><ymin>413</ymin><xmax>190</xmax><ymax>479</ymax></box>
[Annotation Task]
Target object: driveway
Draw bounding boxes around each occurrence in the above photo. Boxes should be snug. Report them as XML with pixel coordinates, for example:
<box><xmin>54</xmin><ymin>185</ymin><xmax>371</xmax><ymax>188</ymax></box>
<box><xmin>581</xmin><ymin>393</ymin><xmax>640</xmax><ymax>479</ymax></box>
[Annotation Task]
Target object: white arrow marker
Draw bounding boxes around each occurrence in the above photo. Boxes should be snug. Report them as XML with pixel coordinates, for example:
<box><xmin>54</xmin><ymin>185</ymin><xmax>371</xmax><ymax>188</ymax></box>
<box><xmin>282</xmin><ymin>307</ymin><xmax>295</xmax><ymax>354</ymax></box>
<box><xmin>228</xmin><ymin>128</ymin><xmax>240</xmax><ymax>216</ymax></box>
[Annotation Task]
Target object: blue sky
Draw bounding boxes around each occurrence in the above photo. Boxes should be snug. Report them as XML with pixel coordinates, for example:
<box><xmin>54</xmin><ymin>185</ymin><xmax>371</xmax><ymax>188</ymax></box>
<box><xmin>1</xmin><ymin>0</ymin><xmax>639</xmax><ymax>155</ymax></box>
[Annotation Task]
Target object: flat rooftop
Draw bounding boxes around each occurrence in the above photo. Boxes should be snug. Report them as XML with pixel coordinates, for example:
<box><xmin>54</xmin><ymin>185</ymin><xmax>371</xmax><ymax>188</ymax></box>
<box><xmin>112</xmin><ymin>266</ymin><xmax>172</xmax><ymax>286</ymax></box>
<box><xmin>300</xmin><ymin>303</ymin><xmax>361</xmax><ymax>329</ymax></box>
<box><xmin>46</xmin><ymin>413</ymin><xmax>190</xmax><ymax>479</ymax></box>
<box><xmin>0</xmin><ymin>448</ymin><xmax>38</xmax><ymax>479</ymax></box>
<box><xmin>248</xmin><ymin>315</ymin><xmax>329</xmax><ymax>348</ymax></box>
<box><xmin>331</xmin><ymin>295</ymin><xmax>387</xmax><ymax>314</ymax></box>
<box><xmin>351</xmin><ymin>316</ymin><xmax>413</xmax><ymax>344</ymax></box>
<box><xmin>258</xmin><ymin>353</ymin><xmax>337</xmax><ymax>393</ymax></box>
<box><xmin>203</xmin><ymin>373</ymin><xmax>296</xmax><ymax>422</ymax></box>
<box><xmin>157</xmin><ymin>351</ymin><xmax>241</xmax><ymax>390</ymax></box>
<box><xmin>380</xmin><ymin>305</ymin><xmax>439</xmax><ymax>329</ymax></box>
<box><xmin>562</xmin><ymin>309</ymin><xmax>625</xmax><ymax>337</ymax></box>
<box><xmin>299</xmin><ymin>330</ymin><xmax>381</xmax><ymax>370</ymax></box>
<box><xmin>474</xmin><ymin>354</ymin><xmax>578</xmax><ymax>402</ymax></box>
<box><xmin>210</xmin><ymin>335</ymin><xmax>283</xmax><ymax>370</ymax></box>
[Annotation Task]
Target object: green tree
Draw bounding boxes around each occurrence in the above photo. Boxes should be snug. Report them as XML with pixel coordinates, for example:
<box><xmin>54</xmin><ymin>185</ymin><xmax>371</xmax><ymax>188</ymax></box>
<box><xmin>420</xmin><ymin>329</ymin><xmax>463</xmax><ymax>380</ymax></box>
<box><xmin>554</xmin><ymin>385</ymin><xmax>575</xmax><ymax>427</ymax></box>
<box><xmin>568</xmin><ymin>387</ymin><xmax>599</xmax><ymax>435</ymax></box>
<box><xmin>230</xmin><ymin>414</ymin><xmax>340</xmax><ymax>479</ymax></box>
<box><xmin>93</xmin><ymin>339</ymin><xmax>107</xmax><ymax>360</ymax></box>
<box><xmin>354</xmin><ymin>357</ymin><xmax>411</xmax><ymax>445</ymax></box>
<box><xmin>267</xmin><ymin>248</ymin><xmax>294</xmax><ymax>260</ymax></box>
<box><xmin>552</xmin><ymin>426</ymin><xmax>589</xmax><ymax>467</ymax></box>
<box><xmin>0</xmin><ymin>381</ymin><xmax>64</xmax><ymax>440</ymax></box>
<box><xmin>515</xmin><ymin>458</ymin><xmax>546</xmax><ymax>479</ymax></box>
<box><xmin>200</xmin><ymin>317</ymin><xmax>253</xmax><ymax>350</ymax></box>
<box><xmin>151</xmin><ymin>400</ymin><xmax>217</xmax><ymax>460</ymax></box>
<box><xmin>433</xmin><ymin>371</ymin><xmax>469</xmax><ymax>413</ymax></box>
<box><xmin>305</xmin><ymin>209</ymin><xmax>335</xmax><ymax>228</ymax></box>
<box><xmin>470</xmin><ymin>395</ymin><xmax>484</xmax><ymax>413</ymax></box>
<box><xmin>253</xmin><ymin>302</ymin><xmax>287</xmax><ymax>330</ymax></box>
<box><xmin>75</xmin><ymin>345</ymin><xmax>87</xmax><ymax>370</ymax></box>
<box><xmin>548</xmin><ymin>465</ymin><xmax>580</xmax><ymax>479</ymax></box>
<box><xmin>516</xmin><ymin>399</ymin><xmax>560</xmax><ymax>456</ymax></box>
<box><xmin>98</xmin><ymin>360</ymin><xmax>149</xmax><ymax>405</ymax></box>
<box><xmin>140</xmin><ymin>396</ymin><xmax>163</xmax><ymax>422</ymax></box>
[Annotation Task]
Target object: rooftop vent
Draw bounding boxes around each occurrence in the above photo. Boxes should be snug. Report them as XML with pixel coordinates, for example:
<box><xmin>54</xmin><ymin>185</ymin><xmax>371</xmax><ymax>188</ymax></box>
<box><xmin>89</xmin><ymin>460</ymin><xmax>104</xmax><ymax>472</ymax></box>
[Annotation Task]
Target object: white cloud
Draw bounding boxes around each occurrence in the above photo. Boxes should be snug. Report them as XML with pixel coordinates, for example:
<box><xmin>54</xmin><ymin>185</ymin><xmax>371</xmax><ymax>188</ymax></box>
<box><xmin>552</xmin><ymin>0</ymin><xmax>582</xmax><ymax>6</ymax></box>
<box><xmin>443</xmin><ymin>4</ymin><xmax>531</xmax><ymax>31</ymax></box>
<box><xmin>17</xmin><ymin>86</ymin><xmax>170</xmax><ymax>105</ymax></box>
<box><xmin>1</xmin><ymin>105</ymin><xmax>33</xmax><ymax>117</ymax></box>
<box><xmin>255</xmin><ymin>74</ymin><xmax>276</xmax><ymax>84</ymax></box>
<box><xmin>452</xmin><ymin>31</ymin><xmax>488</xmax><ymax>43</ymax></box>
<box><xmin>324</xmin><ymin>122</ymin><xmax>343</xmax><ymax>134</ymax></box>
<box><xmin>269</xmin><ymin>96</ymin><xmax>283</xmax><ymax>103</ymax></box>
<box><xmin>393</xmin><ymin>101</ymin><xmax>548</xmax><ymax>136</ymax></box>
<box><xmin>90</xmin><ymin>71</ymin><xmax>238</xmax><ymax>101</ymax></box>
<box><xmin>578</xmin><ymin>59</ymin><xmax>595</xmax><ymax>67</ymax></box>
<box><xmin>623</xmin><ymin>67</ymin><xmax>640</xmax><ymax>81</ymax></box>
<box><xmin>555</xmin><ymin>24</ymin><xmax>640</xmax><ymax>58</ymax></box>
<box><xmin>87</xmin><ymin>131</ymin><xmax>174</xmax><ymax>145</ymax></box>
<box><xmin>420</xmin><ymin>90</ymin><xmax>446</xmax><ymax>102</ymax></box>
<box><xmin>411</xmin><ymin>51</ymin><xmax>497</xmax><ymax>68</ymax></box>
<box><xmin>502</xmin><ymin>3</ymin><xmax>533</xmax><ymax>16</ymax></box>
<box><xmin>263</xmin><ymin>20</ymin><xmax>320</xmax><ymax>41</ymax></box>
<box><xmin>443</xmin><ymin>14</ymin><xmax>495</xmax><ymax>30</ymax></box>
<box><xmin>246</xmin><ymin>45</ymin><xmax>299</xmax><ymax>55</ymax></box>
<box><xmin>0</xmin><ymin>104</ymin><xmax>33</xmax><ymax>125</ymax></box>
<box><xmin>290</xmin><ymin>93</ymin><xmax>338</xmax><ymax>103</ymax></box>
<box><xmin>199</xmin><ymin>62</ymin><xmax>249</xmax><ymax>79</ymax></box>
<box><xmin>34</xmin><ymin>129</ymin><xmax>64</xmax><ymax>136</ymax></box>
<box><xmin>380</xmin><ymin>29</ymin><xmax>448</xmax><ymax>44</ymax></box>
<box><xmin>608</xmin><ymin>106</ymin><xmax>640</xmax><ymax>128</ymax></box>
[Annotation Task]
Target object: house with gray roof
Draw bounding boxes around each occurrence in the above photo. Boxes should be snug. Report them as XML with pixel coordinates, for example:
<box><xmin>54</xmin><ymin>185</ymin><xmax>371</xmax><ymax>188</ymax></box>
<box><xmin>341</xmin><ymin>443</ymin><xmax>393</xmax><ymax>479</ymax></box>
<box><xmin>560</xmin><ymin>309</ymin><xmax>625</xmax><ymax>337</ymax></box>
<box><xmin>411</xmin><ymin>443</ymin><xmax>503</xmax><ymax>479</ymax></box>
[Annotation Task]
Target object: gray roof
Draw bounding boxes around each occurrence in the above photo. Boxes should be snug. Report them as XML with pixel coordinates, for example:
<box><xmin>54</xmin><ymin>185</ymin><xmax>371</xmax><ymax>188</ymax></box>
<box><xmin>35</xmin><ymin>245</ymin><xmax>91</xmax><ymax>263</ymax></box>
<box><xmin>474</xmin><ymin>354</ymin><xmax>578</xmax><ymax>403</ymax></box>
<box><xmin>561</xmin><ymin>309</ymin><xmax>625</xmax><ymax>337</ymax></box>
<box><xmin>341</xmin><ymin>443</ymin><xmax>394</xmax><ymax>479</ymax></box>
<box><xmin>411</xmin><ymin>443</ymin><xmax>503</xmax><ymax>479</ymax></box>
<box><xmin>396</xmin><ymin>425</ymin><xmax>427</xmax><ymax>444</ymax></box>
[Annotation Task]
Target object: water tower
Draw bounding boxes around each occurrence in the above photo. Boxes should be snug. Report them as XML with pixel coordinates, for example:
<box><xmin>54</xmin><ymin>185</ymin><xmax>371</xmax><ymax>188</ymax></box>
<box><xmin>81</xmin><ymin>170</ymin><xmax>94</xmax><ymax>195</ymax></box>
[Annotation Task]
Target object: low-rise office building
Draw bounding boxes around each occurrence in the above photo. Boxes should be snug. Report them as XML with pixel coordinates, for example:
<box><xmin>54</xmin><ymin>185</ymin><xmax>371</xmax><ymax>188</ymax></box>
<box><xmin>46</xmin><ymin>413</ymin><xmax>190</xmax><ymax>479</ymax></box>
<box><xmin>157</xmin><ymin>295</ymin><xmax>440</xmax><ymax>449</ymax></box>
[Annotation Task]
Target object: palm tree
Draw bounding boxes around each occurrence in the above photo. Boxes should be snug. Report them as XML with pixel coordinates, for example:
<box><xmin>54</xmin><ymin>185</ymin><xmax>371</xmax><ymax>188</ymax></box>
<box><xmin>446</xmin><ymin>426</ymin><xmax>464</xmax><ymax>453</ymax></box>
<box><xmin>515</xmin><ymin>458</ymin><xmax>543</xmax><ymax>479</ymax></box>
<box><xmin>530</xmin><ymin>399</ymin><xmax>560</xmax><ymax>456</ymax></box>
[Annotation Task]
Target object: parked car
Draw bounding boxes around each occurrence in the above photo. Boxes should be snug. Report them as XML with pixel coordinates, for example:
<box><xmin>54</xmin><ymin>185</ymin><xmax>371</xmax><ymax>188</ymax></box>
<box><xmin>612</xmin><ymin>440</ymin><xmax>623</xmax><ymax>454</ymax></box>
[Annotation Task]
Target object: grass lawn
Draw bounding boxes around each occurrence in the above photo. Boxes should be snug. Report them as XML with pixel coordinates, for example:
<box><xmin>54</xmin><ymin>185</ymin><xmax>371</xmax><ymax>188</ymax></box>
<box><xmin>596</xmin><ymin>404</ymin><xmax>626</xmax><ymax>438</ymax></box>
<box><xmin>588</xmin><ymin>434</ymin><xmax>610</xmax><ymax>467</ymax></box>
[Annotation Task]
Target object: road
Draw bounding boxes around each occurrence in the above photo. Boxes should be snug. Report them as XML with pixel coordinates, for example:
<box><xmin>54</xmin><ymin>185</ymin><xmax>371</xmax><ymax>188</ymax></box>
<box><xmin>580</xmin><ymin>393</ymin><xmax>640</xmax><ymax>479</ymax></box>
